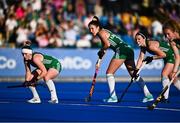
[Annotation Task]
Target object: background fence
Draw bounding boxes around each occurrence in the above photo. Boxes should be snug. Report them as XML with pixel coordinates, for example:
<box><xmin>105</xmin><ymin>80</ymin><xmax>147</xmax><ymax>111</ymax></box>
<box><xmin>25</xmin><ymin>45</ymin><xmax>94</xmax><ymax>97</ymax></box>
<box><xmin>0</xmin><ymin>48</ymin><xmax>164</xmax><ymax>82</ymax></box>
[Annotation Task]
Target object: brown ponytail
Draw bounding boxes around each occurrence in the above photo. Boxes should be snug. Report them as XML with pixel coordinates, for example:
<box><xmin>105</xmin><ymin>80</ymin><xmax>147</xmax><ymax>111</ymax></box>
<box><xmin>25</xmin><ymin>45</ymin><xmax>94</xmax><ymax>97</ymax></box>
<box><xmin>163</xmin><ymin>19</ymin><xmax>180</xmax><ymax>35</ymax></box>
<box><xmin>88</xmin><ymin>16</ymin><xmax>102</xmax><ymax>29</ymax></box>
<box><xmin>23</xmin><ymin>40</ymin><xmax>32</xmax><ymax>47</ymax></box>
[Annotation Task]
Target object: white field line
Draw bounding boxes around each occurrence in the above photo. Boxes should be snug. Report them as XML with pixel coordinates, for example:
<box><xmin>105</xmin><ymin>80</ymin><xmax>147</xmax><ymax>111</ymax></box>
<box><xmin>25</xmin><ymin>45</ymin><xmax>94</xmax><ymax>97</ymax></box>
<box><xmin>60</xmin><ymin>103</ymin><xmax>180</xmax><ymax>112</ymax></box>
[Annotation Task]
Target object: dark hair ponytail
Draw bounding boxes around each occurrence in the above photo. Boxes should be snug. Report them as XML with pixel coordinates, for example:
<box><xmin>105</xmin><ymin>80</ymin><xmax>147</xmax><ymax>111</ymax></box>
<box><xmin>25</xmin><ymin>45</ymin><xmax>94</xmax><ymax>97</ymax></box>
<box><xmin>92</xmin><ymin>16</ymin><xmax>99</xmax><ymax>22</ymax></box>
<box><xmin>135</xmin><ymin>27</ymin><xmax>151</xmax><ymax>40</ymax></box>
<box><xmin>23</xmin><ymin>40</ymin><xmax>32</xmax><ymax>47</ymax></box>
<box><xmin>21</xmin><ymin>40</ymin><xmax>33</xmax><ymax>54</ymax></box>
<box><xmin>88</xmin><ymin>16</ymin><xmax>102</xmax><ymax>29</ymax></box>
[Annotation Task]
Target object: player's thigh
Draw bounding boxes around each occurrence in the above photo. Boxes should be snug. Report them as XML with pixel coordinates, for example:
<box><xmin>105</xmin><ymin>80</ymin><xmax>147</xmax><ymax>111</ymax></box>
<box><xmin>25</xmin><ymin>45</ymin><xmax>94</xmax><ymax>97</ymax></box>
<box><xmin>106</xmin><ymin>59</ymin><xmax>125</xmax><ymax>74</ymax></box>
<box><xmin>162</xmin><ymin>63</ymin><xmax>174</xmax><ymax>77</ymax></box>
<box><xmin>45</xmin><ymin>68</ymin><xmax>59</xmax><ymax>81</ymax></box>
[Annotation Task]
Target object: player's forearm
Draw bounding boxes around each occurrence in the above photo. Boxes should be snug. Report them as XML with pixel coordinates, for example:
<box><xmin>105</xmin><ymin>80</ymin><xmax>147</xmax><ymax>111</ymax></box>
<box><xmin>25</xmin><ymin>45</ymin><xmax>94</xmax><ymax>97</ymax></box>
<box><xmin>136</xmin><ymin>53</ymin><xmax>144</xmax><ymax>69</ymax></box>
<box><xmin>24</xmin><ymin>62</ymin><xmax>31</xmax><ymax>72</ymax></box>
<box><xmin>171</xmin><ymin>43</ymin><xmax>180</xmax><ymax>72</ymax></box>
<box><xmin>24</xmin><ymin>62</ymin><xmax>32</xmax><ymax>81</ymax></box>
<box><xmin>136</xmin><ymin>59</ymin><xmax>143</xmax><ymax>69</ymax></box>
<box><xmin>25</xmin><ymin>72</ymin><xmax>32</xmax><ymax>81</ymax></box>
<box><xmin>152</xmin><ymin>54</ymin><xmax>166</xmax><ymax>60</ymax></box>
<box><xmin>173</xmin><ymin>55</ymin><xmax>180</xmax><ymax>73</ymax></box>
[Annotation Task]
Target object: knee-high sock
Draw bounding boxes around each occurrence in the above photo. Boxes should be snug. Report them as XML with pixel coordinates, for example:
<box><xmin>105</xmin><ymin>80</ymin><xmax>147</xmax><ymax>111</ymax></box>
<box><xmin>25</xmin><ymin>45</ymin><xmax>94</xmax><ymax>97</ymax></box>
<box><xmin>135</xmin><ymin>77</ymin><xmax>150</xmax><ymax>96</ymax></box>
<box><xmin>106</xmin><ymin>74</ymin><xmax>116</xmax><ymax>97</ymax></box>
<box><xmin>174</xmin><ymin>80</ymin><xmax>180</xmax><ymax>90</ymax></box>
<box><xmin>46</xmin><ymin>80</ymin><xmax>58</xmax><ymax>100</ymax></box>
<box><xmin>162</xmin><ymin>77</ymin><xmax>170</xmax><ymax>99</ymax></box>
<box><xmin>29</xmin><ymin>86</ymin><xmax>40</xmax><ymax>99</ymax></box>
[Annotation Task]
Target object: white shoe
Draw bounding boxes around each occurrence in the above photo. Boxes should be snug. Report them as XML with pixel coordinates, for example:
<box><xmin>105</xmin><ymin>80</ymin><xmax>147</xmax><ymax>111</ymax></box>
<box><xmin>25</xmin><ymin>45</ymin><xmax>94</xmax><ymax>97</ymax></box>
<box><xmin>48</xmin><ymin>99</ymin><xmax>59</xmax><ymax>104</ymax></box>
<box><xmin>27</xmin><ymin>98</ymin><xmax>41</xmax><ymax>103</ymax></box>
<box><xmin>103</xmin><ymin>95</ymin><xmax>118</xmax><ymax>103</ymax></box>
<box><xmin>142</xmin><ymin>94</ymin><xmax>154</xmax><ymax>103</ymax></box>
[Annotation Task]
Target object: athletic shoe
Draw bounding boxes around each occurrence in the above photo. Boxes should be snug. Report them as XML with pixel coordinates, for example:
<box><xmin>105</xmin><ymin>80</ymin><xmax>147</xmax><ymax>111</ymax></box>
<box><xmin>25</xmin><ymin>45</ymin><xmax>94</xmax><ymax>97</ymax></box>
<box><xmin>27</xmin><ymin>98</ymin><xmax>41</xmax><ymax>103</ymax></box>
<box><xmin>48</xmin><ymin>99</ymin><xmax>59</xmax><ymax>104</ymax></box>
<box><xmin>103</xmin><ymin>95</ymin><xmax>118</xmax><ymax>103</ymax></box>
<box><xmin>142</xmin><ymin>94</ymin><xmax>154</xmax><ymax>103</ymax></box>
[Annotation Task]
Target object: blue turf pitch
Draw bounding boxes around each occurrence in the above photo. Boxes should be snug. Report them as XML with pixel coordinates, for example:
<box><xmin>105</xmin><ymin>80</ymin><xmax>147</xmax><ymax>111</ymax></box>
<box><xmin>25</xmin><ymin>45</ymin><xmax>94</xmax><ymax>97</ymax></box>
<box><xmin>0</xmin><ymin>81</ymin><xmax>180</xmax><ymax>122</ymax></box>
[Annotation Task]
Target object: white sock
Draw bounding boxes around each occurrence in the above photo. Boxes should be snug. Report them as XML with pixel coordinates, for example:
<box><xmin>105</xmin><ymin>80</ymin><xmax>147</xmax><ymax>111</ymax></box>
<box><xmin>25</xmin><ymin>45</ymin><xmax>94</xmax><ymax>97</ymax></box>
<box><xmin>136</xmin><ymin>77</ymin><xmax>151</xmax><ymax>96</ymax></box>
<box><xmin>106</xmin><ymin>74</ymin><xmax>116</xmax><ymax>97</ymax></box>
<box><xmin>46</xmin><ymin>80</ymin><xmax>58</xmax><ymax>100</ymax></box>
<box><xmin>29</xmin><ymin>86</ymin><xmax>40</xmax><ymax>99</ymax></box>
<box><xmin>174</xmin><ymin>80</ymin><xmax>180</xmax><ymax>90</ymax></box>
<box><xmin>162</xmin><ymin>77</ymin><xmax>170</xmax><ymax>99</ymax></box>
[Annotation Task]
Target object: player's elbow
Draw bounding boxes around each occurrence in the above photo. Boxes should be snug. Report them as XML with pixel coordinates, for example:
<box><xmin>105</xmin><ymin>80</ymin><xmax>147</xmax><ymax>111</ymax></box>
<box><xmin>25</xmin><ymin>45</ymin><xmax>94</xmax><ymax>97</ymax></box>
<box><xmin>107</xmin><ymin>43</ymin><xmax>111</xmax><ymax>48</ymax></box>
<box><xmin>104</xmin><ymin>42</ymin><xmax>110</xmax><ymax>49</ymax></box>
<box><xmin>161</xmin><ymin>54</ymin><xmax>166</xmax><ymax>58</ymax></box>
<box><xmin>159</xmin><ymin>53</ymin><xmax>166</xmax><ymax>59</ymax></box>
<box><xmin>107</xmin><ymin>42</ymin><xmax>110</xmax><ymax>47</ymax></box>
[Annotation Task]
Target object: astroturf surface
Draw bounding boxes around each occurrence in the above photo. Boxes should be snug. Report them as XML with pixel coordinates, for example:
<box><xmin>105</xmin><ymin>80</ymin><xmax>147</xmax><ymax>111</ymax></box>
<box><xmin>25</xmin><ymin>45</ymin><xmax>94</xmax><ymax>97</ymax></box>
<box><xmin>0</xmin><ymin>81</ymin><xmax>180</xmax><ymax>122</ymax></box>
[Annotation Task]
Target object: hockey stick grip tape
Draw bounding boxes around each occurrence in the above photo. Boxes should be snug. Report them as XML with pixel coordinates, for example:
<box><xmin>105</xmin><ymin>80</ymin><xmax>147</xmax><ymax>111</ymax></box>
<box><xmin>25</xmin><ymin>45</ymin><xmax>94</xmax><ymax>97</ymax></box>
<box><xmin>132</xmin><ymin>61</ymin><xmax>147</xmax><ymax>81</ymax></box>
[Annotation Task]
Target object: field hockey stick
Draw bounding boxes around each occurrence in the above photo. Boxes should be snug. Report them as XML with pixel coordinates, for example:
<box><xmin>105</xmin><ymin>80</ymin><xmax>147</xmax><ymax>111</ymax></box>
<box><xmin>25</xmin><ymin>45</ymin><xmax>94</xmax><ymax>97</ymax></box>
<box><xmin>148</xmin><ymin>70</ymin><xmax>180</xmax><ymax>110</ymax></box>
<box><xmin>7</xmin><ymin>82</ymin><xmax>45</xmax><ymax>88</ymax></box>
<box><xmin>85</xmin><ymin>58</ymin><xmax>102</xmax><ymax>102</ymax></box>
<box><xmin>118</xmin><ymin>61</ymin><xmax>147</xmax><ymax>102</ymax></box>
